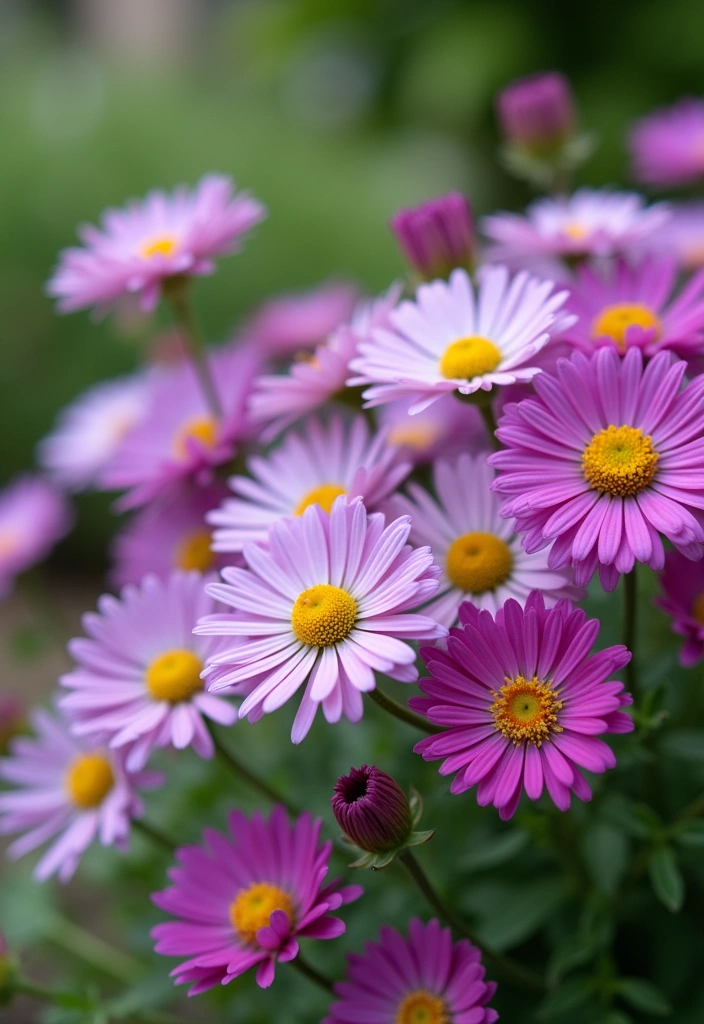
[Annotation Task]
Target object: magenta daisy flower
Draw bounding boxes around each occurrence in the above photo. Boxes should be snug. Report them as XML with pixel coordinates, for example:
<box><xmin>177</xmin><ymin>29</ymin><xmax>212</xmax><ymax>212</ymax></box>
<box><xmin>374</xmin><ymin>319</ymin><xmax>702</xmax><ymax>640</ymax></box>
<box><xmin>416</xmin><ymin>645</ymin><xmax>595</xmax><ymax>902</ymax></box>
<box><xmin>241</xmin><ymin>280</ymin><xmax>358</xmax><ymax>357</ymax></box>
<box><xmin>59</xmin><ymin>571</ymin><xmax>238</xmax><ymax>772</ymax></box>
<box><xmin>393</xmin><ymin>453</ymin><xmax>581</xmax><ymax>627</ymax></box>
<box><xmin>38</xmin><ymin>373</ymin><xmax>150</xmax><ymax>491</ymax></box>
<box><xmin>563</xmin><ymin>257</ymin><xmax>704</xmax><ymax>361</ymax></box>
<box><xmin>151</xmin><ymin>805</ymin><xmax>362</xmax><ymax>993</ymax></box>
<box><xmin>102</xmin><ymin>343</ymin><xmax>260</xmax><ymax>510</ymax></box>
<box><xmin>0</xmin><ymin>708</ymin><xmax>160</xmax><ymax>882</ymax></box>
<box><xmin>376</xmin><ymin>393</ymin><xmax>487</xmax><ymax>465</ymax></box>
<box><xmin>482</xmin><ymin>189</ymin><xmax>669</xmax><ymax>264</ymax></box>
<box><xmin>47</xmin><ymin>175</ymin><xmax>266</xmax><ymax>315</ymax></box>
<box><xmin>196</xmin><ymin>497</ymin><xmax>445</xmax><ymax>743</ymax></box>
<box><xmin>0</xmin><ymin>476</ymin><xmax>72</xmax><ymax>599</ymax></box>
<box><xmin>324</xmin><ymin>918</ymin><xmax>498</xmax><ymax>1024</ymax></box>
<box><xmin>110</xmin><ymin>483</ymin><xmax>230</xmax><ymax>588</ymax></box>
<box><xmin>249</xmin><ymin>284</ymin><xmax>401</xmax><ymax>439</ymax></box>
<box><xmin>490</xmin><ymin>347</ymin><xmax>704</xmax><ymax>591</ymax></box>
<box><xmin>655</xmin><ymin>549</ymin><xmax>704</xmax><ymax>667</ymax></box>
<box><xmin>630</xmin><ymin>98</ymin><xmax>704</xmax><ymax>189</ymax></box>
<box><xmin>349</xmin><ymin>266</ymin><xmax>573</xmax><ymax>413</ymax></box>
<box><xmin>208</xmin><ymin>414</ymin><xmax>410</xmax><ymax>554</ymax></box>
<box><xmin>412</xmin><ymin>592</ymin><xmax>633</xmax><ymax>820</ymax></box>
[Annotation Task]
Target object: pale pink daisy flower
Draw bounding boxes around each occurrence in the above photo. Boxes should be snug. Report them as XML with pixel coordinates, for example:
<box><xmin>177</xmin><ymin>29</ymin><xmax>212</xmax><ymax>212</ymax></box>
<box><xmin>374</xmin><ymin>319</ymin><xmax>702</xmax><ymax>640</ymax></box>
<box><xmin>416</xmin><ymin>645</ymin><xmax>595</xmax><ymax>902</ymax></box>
<box><xmin>208</xmin><ymin>414</ymin><xmax>410</xmax><ymax>554</ymax></box>
<box><xmin>38</xmin><ymin>373</ymin><xmax>150</xmax><ymax>491</ymax></box>
<box><xmin>348</xmin><ymin>265</ymin><xmax>574</xmax><ymax>413</ymax></box>
<box><xmin>393</xmin><ymin>453</ymin><xmax>582</xmax><ymax>627</ymax></box>
<box><xmin>0</xmin><ymin>476</ymin><xmax>72</xmax><ymax>599</ymax></box>
<box><xmin>0</xmin><ymin>708</ymin><xmax>160</xmax><ymax>882</ymax></box>
<box><xmin>47</xmin><ymin>175</ymin><xmax>266</xmax><ymax>315</ymax></box>
<box><xmin>241</xmin><ymin>280</ymin><xmax>358</xmax><ymax>357</ymax></box>
<box><xmin>102</xmin><ymin>343</ymin><xmax>261</xmax><ymax>510</ymax></box>
<box><xmin>196</xmin><ymin>497</ymin><xmax>445</xmax><ymax>743</ymax></box>
<box><xmin>59</xmin><ymin>571</ymin><xmax>238</xmax><ymax>772</ymax></box>
<box><xmin>376</xmin><ymin>392</ymin><xmax>488</xmax><ymax>465</ymax></box>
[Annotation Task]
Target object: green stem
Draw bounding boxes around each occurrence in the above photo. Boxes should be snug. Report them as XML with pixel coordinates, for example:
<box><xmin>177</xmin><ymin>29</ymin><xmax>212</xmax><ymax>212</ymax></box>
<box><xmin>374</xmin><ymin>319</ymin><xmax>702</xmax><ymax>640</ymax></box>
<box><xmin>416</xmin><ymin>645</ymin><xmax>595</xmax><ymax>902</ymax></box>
<box><xmin>623</xmin><ymin>567</ymin><xmax>638</xmax><ymax>696</ymax></box>
<box><xmin>399</xmin><ymin>850</ymin><xmax>545</xmax><ymax>992</ymax></box>
<box><xmin>164</xmin><ymin>278</ymin><xmax>223</xmax><ymax>420</ymax></box>
<box><xmin>46</xmin><ymin>916</ymin><xmax>141</xmax><ymax>984</ymax></box>
<box><xmin>290</xmin><ymin>953</ymin><xmax>335</xmax><ymax>993</ymax></box>
<box><xmin>133</xmin><ymin>817</ymin><xmax>178</xmax><ymax>854</ymax></box>
<box><xmin>208</xmin><ymin>724</ymin><xmax>300</xmax><ymax>817</ymax></box>
<box><xmin>13</xmin><ymin>979</ymin><xmax>80</xmax><ymax>1005</ymax></box>
<box><xmin>478</xmin><ymin>401</ymin><xmax>499</xmax><ymax>450</ymax></box>
<box><xmin>368</xmin><ymin>687</ymin><xmax>443</xmax><ymax>734</ymax></box>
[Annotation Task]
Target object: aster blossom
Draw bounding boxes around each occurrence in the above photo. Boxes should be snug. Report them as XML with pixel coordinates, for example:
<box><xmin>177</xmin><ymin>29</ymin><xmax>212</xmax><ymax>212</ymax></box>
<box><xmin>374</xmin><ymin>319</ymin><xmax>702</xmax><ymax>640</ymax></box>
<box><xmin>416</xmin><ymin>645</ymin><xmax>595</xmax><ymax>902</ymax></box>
<box><xmin>241</xmin><ymin>279</ymin><xmax>358</xmax><ymax>357</ymax></box>
<box><xmin>0</xmin><ymin>475</ymin><xmax>72</xmax><ymax>599</ymax></box>
<box><xmin>655</xmin><ymin>549</ymin><xmax>704</xmax><ymax>668</ymax></box>
<box><xmin>641</xmin><ymin>201</ymin><xmax>704</xmax><ymax>272</ymax></box>
<box><xmin>376</xmin><ymin>392</ymin><xmax>487</xmax><ymax>465</ymax></box>
<box><xmin>151</xmin><ymin>805</ymin><xmax>362</xmax><ymax>993</ymax></box>
<box><xmin>0</xmin><ymin>708</ymin><xmax>160</xmax><ymax>882</ymax></box>
<box><xmin>491</xmin><ymin>347</ymin><xmax>704</xmax><ymax>590</ymax></box>
<box><xmin>208</xmin><ymin>413</ymin><xmax>411</xmax><ymax>553</ymax></box>
<box><xmin>324</xmin><ymin>918</ymin><xmax>498</xmax><ymax>1024</ymax></box>
<box><xmin>349</xmin><ymin>265</ymin><xmax>574</xmax><ymax>414</ymax></box>
<box><xmin>412</xmin><ymin>592</ymin><xmax>633</xmax><ymax>820</ymax></box>
<box><xmin>630</xmin><ymin>98</ymin><xmax>704</xmax><ymax>188</ymax></box>
<box><xmin>393</xmin><ymin>452</ymin><xmax>582</xmax><ymax>627</ymax></box>
<box><xmin>196</xmin><ymin>497</ymin><xmax>445</xmax><ymax>743</ymax></box>
<box><xmin>47</xmin><ymin>174</ymin><xmax>266</xmax><ymax>315</ymax></box>
<box><xmin>59</xmin><ymin>571</ymin><xmax>238</xmax><ymax>772</ymax></box>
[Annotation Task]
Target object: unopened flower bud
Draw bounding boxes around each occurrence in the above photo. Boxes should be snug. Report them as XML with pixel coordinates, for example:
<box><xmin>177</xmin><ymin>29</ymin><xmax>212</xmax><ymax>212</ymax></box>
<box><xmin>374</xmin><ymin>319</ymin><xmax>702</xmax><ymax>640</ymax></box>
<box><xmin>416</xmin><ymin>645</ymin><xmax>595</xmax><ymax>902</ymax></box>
<box><xmin>497</xmin><ymin>71</ymin><xmax>575</xmax><ymax>154</ymax></box>
<box><xmin>332</xmin><ymin>765</ymin><xmax>412</xmax><ymax>854</ymax></box>
<box><xmin>390</xmin><ymin>193</ymin><xmax>477</xmax><ymax>282</ymax></box>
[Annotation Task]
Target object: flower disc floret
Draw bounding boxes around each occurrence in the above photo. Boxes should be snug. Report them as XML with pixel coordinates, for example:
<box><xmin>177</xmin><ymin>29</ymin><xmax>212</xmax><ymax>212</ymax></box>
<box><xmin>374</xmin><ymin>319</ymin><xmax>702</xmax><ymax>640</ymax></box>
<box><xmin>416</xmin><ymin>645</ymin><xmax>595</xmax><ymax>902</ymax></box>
<box><xmin>439</xmin><ymin>336</ymin><xmax>502</xmax><ymax>380</ymax></box>
<box><xmin>490</xmin><ymin>676</ymin><xmax>563</xmax><ymax>746</ymax></box>
<box><xmin>65</xmin><ymin>752</ymin><xmax>115</xmax><ymax>808</ymax></box>
<box><xmin>446</xmin><ymin>531</ymin><xmax>513</xmax><ymax>593</ymax></box>
<box><xmin>592</xmin><ymin>303</ymin><xmax>661</xmax><ymax>350</ymax></box>
<box><xmin>295</xmin><ymin>483</ymin><xmax>347</xmax><ymax>516</ymax></box>
<box><xmin>230</xmin><ymin>883</ymin><xmax>295</xmax><ymax>946</ymax></box>
<box><xmin>291</xmin><ymin>584</ymin><xmax>358</xmax><ymax>647</ymax></box>
<box><xmin>175</xmin><ymin>529</ymin><xmax>215</xmax><ymax>572</ymax></box>
<box><xmin>172</xmin><ymin>416</ymin><xmax>217</xmax><ymax>460</ymax></box>
<box><xmin>145</xmin><ymin>649</ymin><xmax>203</xmax><ymax>703</ymax></box>
<box><xmin>396</xmin><ymin>990</ymin><xmax>449</xmax><ymax>1024</ymax></box>
<box><xmin>582</xmin><ymin>425</ymin><xmax>658</xmax><ymax>498</ymax></box>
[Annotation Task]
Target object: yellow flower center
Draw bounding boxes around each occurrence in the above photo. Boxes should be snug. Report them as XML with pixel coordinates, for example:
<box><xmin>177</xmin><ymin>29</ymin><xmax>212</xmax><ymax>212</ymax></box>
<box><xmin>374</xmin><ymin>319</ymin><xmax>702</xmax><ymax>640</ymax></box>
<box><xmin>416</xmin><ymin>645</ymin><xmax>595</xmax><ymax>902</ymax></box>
<box><xmin>582</xmin><ymin>425</ymin><xmax>658</xmax><ymax>498</ymax></box>
<box><xmin>175</xmin><ymin>529</ymin><xmax>215</xmax><ymax>572</ymax></box>
<box><xmin>65</xmin><ymin>752</ymin><xmax>115</xmax><ymax>808</ymax></box>
<box><xmin>692</xmin><ymin>593</ymin><xmax>704</xmax><ymax>625</ymax></box>
<box><xmin>446</xmin><ymin>531</ymin><xmax>513</xmax><ymax>594</ymax></box>
<box><xmin>145</xmin><ymin>649</ymin><xmax>203</xmax><ymax>703</ymax></box>
<box><xmin>172</xmin><ymin>416</ymin><xmax>218</xmax><ymax>460</ymax></box>
<box><xmin>439</xmin><ymin>336</ymin><xmax>502</xmax><ymax>380</ymax></box>
<box><xmin>592</xmin><ymin>303</ymin><xmax>662</xmax><ymax>351</ymax></box>
<box><xmin>563</xmin><ymin>221</ymin><xmax>588</xmax><ymax>241</ymax></box>
<box><xmin>395</xmin><ymin>990</ymin><xmax>450</xmax><ymax>1024</ymax></box>
<box><xmin>229</xmin><ymin>882</ymin><xmax>295</xmax><ymax>946</ymax></box>
<box><xmin>490</xmin><ymin>675</ymin><xmax>563</xmax><ymax>746</ymax></box>
<box><xmin>140</xmin><ymin>235</ymin><xmax>178</xmax><ymax>259</ymax></box>
<box><xmin>291</xmin><ymin>584</ymin><xmax>357</xmax><ymax>647</ymax></box>
<box><xmin>387</xmin><ymin>423</ymin><xmax>441</xmax><ymax>451</ymax></box>
<box><xmin>295</xmin><ymin>483</ymin><xmax>347</xmax><ymax>517</ymax></box>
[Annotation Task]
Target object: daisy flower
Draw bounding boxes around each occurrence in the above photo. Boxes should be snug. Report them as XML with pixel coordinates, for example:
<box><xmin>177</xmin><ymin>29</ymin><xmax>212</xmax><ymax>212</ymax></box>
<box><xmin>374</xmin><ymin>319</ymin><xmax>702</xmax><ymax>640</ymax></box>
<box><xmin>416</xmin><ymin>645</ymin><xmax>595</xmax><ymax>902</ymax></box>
<box><xmin>0</xmin><ymin>476</ymin><xmax>72</xmax><ymax>599</ymax></box>
<box><xmin>0</xmin><ymin>708</ymin><xmax>160</xmax><ymax>882</ymax></box>
<box><xmin>482</xmin><ymin>189</ymin><xmax>670</xmax><ymax>264</ymax></box>
<box><xmin>348</xmin><ymin>265</ymin><xmax>573</xmax><ymax>413</ymax></box>
<box><xmin>490</xmin><ymin>347</ymin><xmax>704</xmax><ymax>591</ymax></box>
<box><xmin>376</xmin><ymin>393</ymin><xmax>487</xmax><ymax>465</ymax></box>
<box><xmin>563</xmin><ymin>257</ymin><xmax>704</xmax><ymax>361</ymax></box>
<box><xmin>151</xmin><ymin>805</ymin><xmax>362</xmax><ymax>993</ymax></box>
<box><xmin>249</xmin><ymin>284</ymin><xmax>401</xmax><ymax>440</ymax></box>
<box><xmin>38</xmin><ymin>373</ymin><xmax>150</xmax><ymax>491</ymax></box>
<box><xmin>208</xmin><ymin>414</ymin><xmax>410</xmax><ymax>554</ymax></box>
<box><xmin>393</xmin><ymin>453</ymin><xmax>582</xmax><ymax>627</ymax></box>
<box><xmin>655</xmin><ymin>549</ymin><xmax>704</xmax><ymax>668</ymax></box>
<box><xmin>196</xmin><ymin>497</ymin><xmax>445</xmax><ymax>743</ymax></box>
<box><xmin>324</xmin><ymin>918</ymin><xmax>498</xmax><ymax>1024</ymax></box>
<box><xmin>630</xmin><ymin>98</ymin><xmax>704</xmax><ymax>189</ymax></box>
<box><xmin>412</xmin><ymin>592</ymin><xmax>633</xmax><ymax>820</ymax></box>
<box><xmin>102</xmin><ymin>342</ymin><xmax>261</xmax><ymax>510</ymax></box>
<box><xmin>242</xmin><ymin>280</ymin><xmax>358</xmax><ymax>357</ymax></box>
<box><xmin>642</xmin><ymin>202</ymin><xmax>704</xmax><ymax>272</ymax></box>
<box><xmin>59</xmin><ymin>571</ymin><xmax>238</xmax><ymax>772</ymax></box>
<box><xmin>47</xmin><ymin>174</ymin><xmax>266</xmax><ymax>315</ymax></box>
<box><xmin>110</xmin><ymin>483</ymin><xmax>230</xmax><ymax>588</ymax></box>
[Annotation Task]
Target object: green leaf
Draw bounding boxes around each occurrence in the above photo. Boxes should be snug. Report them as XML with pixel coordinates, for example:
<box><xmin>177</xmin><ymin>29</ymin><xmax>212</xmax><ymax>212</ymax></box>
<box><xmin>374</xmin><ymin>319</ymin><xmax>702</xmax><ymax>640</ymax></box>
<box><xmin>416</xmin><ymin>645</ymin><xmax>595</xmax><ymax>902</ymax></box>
<box><xmin>648</xmin><ymin>847</ymin><xmax>685</xmax><ymax>912</ymax></box>
<box><xmin>538</xmin><ymin>977</ymin><xmax>593</xmax><ymax>1018</ymax></box>
<box><xmin>461</xmin><ymin>829</ymin><xmax>529</xmax><ymax>871</ymax></box>
<box><xmin>468</xmin><ymin>877</ymin><xmax>567</xmax><ymax>950</ymax></box>
<box><xmin>671</xmin><ymin>819</ymin><xmax>704</xmax><ymax>848</ymax></box>
<box><xmin>617</xmin><ymin>977</ymin><xmax>672</xmax><ymax>1015</ymax></box>
<box><xmin>604</xmin><ymin>1014</ymin><xmax>633</xmax><ymax>1024</ymax></box>
<box><xmin>546</xmin><ymin>934</ymin><xmax>595</xmax><ymax>987</ymax></box>
<box><xmin>659</xmin><ymin>730</ymin><xmax>704</xmax><ymax>762</ymax></box>
<box><xmin>582</xmin><ymin>822</ymin><xmax>629</xmax><ymax>895</ymax></box>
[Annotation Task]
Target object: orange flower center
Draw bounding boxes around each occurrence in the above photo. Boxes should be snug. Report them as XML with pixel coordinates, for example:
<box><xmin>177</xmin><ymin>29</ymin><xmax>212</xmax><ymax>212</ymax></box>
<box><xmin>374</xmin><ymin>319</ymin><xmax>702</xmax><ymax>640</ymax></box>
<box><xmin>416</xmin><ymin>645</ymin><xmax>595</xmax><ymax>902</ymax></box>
<box><xmin>592</xmin><ymin>303</ymin><xmax>662</xmax><ymax>351</ymax></box>
<box><xmin>229</xmin><ymin>882</ymin><xmax>295</xmax><ymax>946</ymax></box>
<box><xmin>65</xmin><ymin>752</ymin><xmax>115</xmax><ymax>808</ymax></box>
<box><xmin>145</xmin><ymin>649</ymin><xmax>203</xmax><ymax>703</ymax></box>
<box><xmin>291</xmin><ymin>584</ymin><xmax>357</xmax><ymax>647</ymax></box>
<box><xmin>439</xmin><ymin>336</ymin><xmax>502</xmax><ymax>380</ymax></box>
<box><xmin>175</xmin><ymin>529</ymin><xmax>215</xmax><ymax>572</ymax></box>
<box><xmin>692</xmin><ymin>593</ymin><xmax>704</xmax><ymax>625</ymax></box>
<box><xmin>140</xmin><ymin>235</ymin><xmax>178</xmax><ymax>259</ymax></box>
<box><xmin>490</xmin><ymin>675</ymin><xmax>563</xmax><ymax>746</ymax></box>
<box><xmin>295</xmin><ymin>484</ymin><xmax>347</xmax><ymax>517</ymax></box>
<box><xmin>446</xmin><ymin>531</ymin><xmax>513</xmax><ymax>593</ymax></box>
<box><xmin>582</xmin><ymin>425</ymin><xmax>658</xmax><ymax>497</ymax></box>
<box><xmin>395</xmin><ymin>990</ymin><xmax>450</xmax><ymax>1024</ymax></box>
<box><xmin>172</xmin><ymin>416</ymin><xmax>218</xmax><ymax>460</ymax></box>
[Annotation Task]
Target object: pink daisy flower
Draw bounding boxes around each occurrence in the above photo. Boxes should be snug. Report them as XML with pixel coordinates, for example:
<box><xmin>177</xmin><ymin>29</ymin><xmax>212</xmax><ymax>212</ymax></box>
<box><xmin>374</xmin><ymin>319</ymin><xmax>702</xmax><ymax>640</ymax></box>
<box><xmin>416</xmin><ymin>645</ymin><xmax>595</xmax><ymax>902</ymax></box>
<box><xmin>392</xmin><ymin>453</ymin><xmax>582</xmax><ymax>627</ymax></box>
<box><xmin>0</xmin><ymin>708</ymin><xmax>160</xmax><ymax>882</ymax></box>
<box><xmin>348</xmin><ymin>266</ymin><xmax>573</xmax><ymax>413</ymax></box>
<box><xmin>490</xmin><ymin>347</ymin><xmax>704</xmax><ymax>591</ymax></box>
<box><xmin>482</xmin><ymin>189</ymin><xmax>670</xmax><ymax>264</ymax></box>
<box><xmin>641</xmin><ymin>202</ymin><xmax>704</xmax><ymax>272</ymax></box>
<box><xmin>47</xmin><ymin>175</ymin><xmax>266</xmax><ymax>315</ymax></box>
<box><xmin>196</xmin><ymin>497</ymin><xmax>445</xmax><ymax>743</ymax></box>
<box><xmin>102</xmin><ymin>343</ymin><xmax>260</xmax><ymax>510</ymax></box>
<box><xmin>241</xmin><ymin>280</ymin><xmax>358</xmax><ymax>357</ymax></box>
<box><xmin>110</xmin><ymin>483</ymin><xmax>230</xmax><ymax>588</ymax></box>
<box><xmin>324</xmin><ymin>918</ymin><xmax>498</xmax><ymax>1024</ymax></box>
<box><xmin>59</xmin><ymin>571</ymin><xmax>238</xmax><ymax>772</ymax></box>
<box><xmin>630</xmin><ymin>99</ymin><xmax>704</xmax><ymax>189</ymax></box>
<box><xmin>376</xmin><ymin>393</ymin><xmax>487</xmax><ymax>465</ymax></box>
<box><xmin>151</xmin><ymin>805</ymin><xmax>362</xmax><ymax>993</ymax></box>
<box><xmin>411</xmin><ymin>592</ymin><xmax>633</xmax><ymax>820</ymax></box>
<box><xmin>38</xmin><ymin>373</ymin><xmax>150</xmax><ymax>491</ymax></box>
<box><xmin>563</xmin><ymin>257</ymin><xmax>704</xmax><ymax>361</ymax></box>
<box><xmin>655</xmin><ymin>549</ymin><xmax>704</xmax><ymax>668</ymax></box>
<box><xmin>0</xmin><ymin>476</ymin><xmax>72</xmax><ymax>599</ymax></box>
<box><xmin>249</xmin><ymin>284</ymin><xmax>401</xmax><ymax>439</ymax></box>
<box><xmin>208</xmin><ymin>414</ymin><xmax>410</xmax><ymax>554</ymax></box>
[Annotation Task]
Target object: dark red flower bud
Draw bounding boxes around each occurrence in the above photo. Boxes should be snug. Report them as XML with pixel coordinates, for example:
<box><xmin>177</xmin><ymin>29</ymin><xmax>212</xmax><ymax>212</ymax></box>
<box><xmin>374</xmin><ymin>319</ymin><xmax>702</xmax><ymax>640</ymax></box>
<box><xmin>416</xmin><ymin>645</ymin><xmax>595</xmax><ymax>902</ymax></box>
<box><xmin>332</xmin><ymin>765</ymin><xmax>413</xmax><ymax>854</ymax></box>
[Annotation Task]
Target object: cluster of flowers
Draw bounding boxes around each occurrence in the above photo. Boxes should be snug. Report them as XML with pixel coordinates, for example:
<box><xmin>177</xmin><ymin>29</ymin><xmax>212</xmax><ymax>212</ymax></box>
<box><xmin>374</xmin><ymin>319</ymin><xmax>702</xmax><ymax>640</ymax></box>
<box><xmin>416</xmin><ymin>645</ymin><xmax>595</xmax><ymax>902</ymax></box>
<box><xmin>3</xmin><ymin>69</ymin><xmax>704</xmax><ymax>1020</ymax></box>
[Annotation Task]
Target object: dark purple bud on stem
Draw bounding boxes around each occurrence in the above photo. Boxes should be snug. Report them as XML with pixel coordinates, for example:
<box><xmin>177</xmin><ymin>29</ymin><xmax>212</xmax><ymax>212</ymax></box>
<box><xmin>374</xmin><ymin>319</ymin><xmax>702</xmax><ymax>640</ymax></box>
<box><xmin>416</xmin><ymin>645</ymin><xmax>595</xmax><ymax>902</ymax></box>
<box><xmin>332</xmin><ymin>765</ymin><xmax>413</xmax><ymax>854</ymax></box>
<box><xmin>497</xmin><ymin>71</ymin><xmax>575</xmax><ymax>154</ymax></box>
<box><xmin>390</xmin><ymin>193</ymin><xmax>477</xmax><ymax>282</ymax></box>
